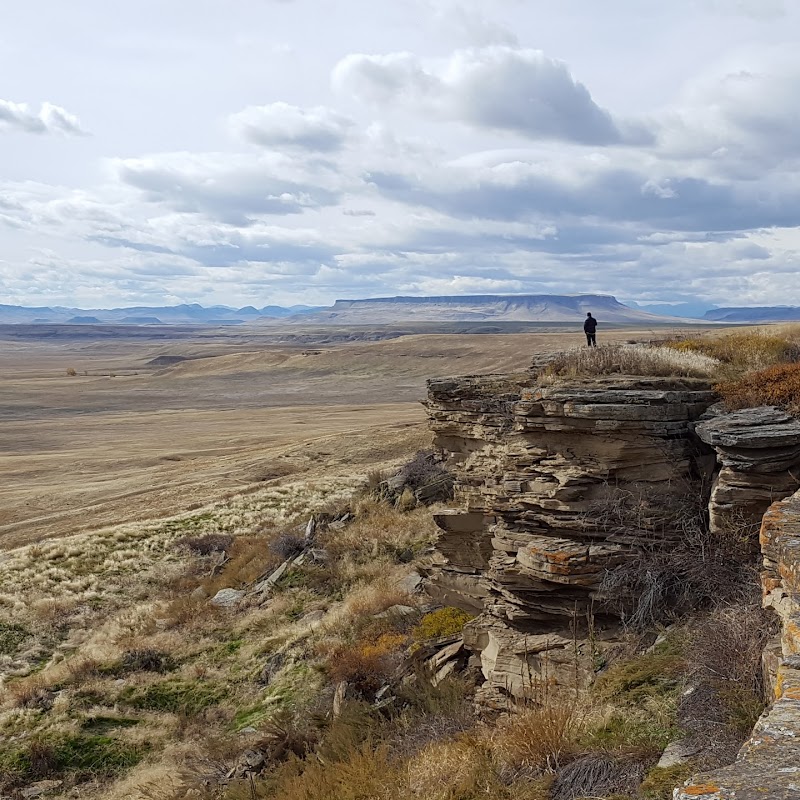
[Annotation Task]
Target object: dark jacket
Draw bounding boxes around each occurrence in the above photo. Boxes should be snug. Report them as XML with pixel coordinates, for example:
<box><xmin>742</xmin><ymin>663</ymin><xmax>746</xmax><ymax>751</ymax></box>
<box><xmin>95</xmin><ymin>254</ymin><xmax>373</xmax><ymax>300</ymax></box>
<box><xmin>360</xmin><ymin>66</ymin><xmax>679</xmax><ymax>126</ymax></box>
<box><xmin>584</xmin><ymin>317</ymin><xmax>597</xmax><ymax>334</ymax></box>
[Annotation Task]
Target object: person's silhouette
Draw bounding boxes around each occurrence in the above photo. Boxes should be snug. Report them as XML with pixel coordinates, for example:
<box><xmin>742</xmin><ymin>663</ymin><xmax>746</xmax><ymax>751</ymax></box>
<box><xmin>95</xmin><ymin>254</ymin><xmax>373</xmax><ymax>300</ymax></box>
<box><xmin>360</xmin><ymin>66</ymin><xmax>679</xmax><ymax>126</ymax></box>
<box><xmin>583</xmin><ymin>312</ymin><xmax>597</xmax><ymax>347</ymax></box>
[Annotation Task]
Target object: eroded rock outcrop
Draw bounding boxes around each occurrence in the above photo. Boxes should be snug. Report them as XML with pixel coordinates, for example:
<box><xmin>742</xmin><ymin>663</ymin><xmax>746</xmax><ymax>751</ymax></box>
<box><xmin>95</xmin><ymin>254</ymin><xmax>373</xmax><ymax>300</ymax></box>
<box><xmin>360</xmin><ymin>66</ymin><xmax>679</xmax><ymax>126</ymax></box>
<box><xmin>695</xmin><ymin>406</ymin><xmax>800</xmax><ymax>534</ymax></box>
<box><xmin>425</xmin><ymin>373</ymin><xmax>717</xmax><ymax>703</ymax></box>
<box><xmin>426</xmin><ymin>368</ymin><xmax>800</xmax><ymax>788</ymax></box>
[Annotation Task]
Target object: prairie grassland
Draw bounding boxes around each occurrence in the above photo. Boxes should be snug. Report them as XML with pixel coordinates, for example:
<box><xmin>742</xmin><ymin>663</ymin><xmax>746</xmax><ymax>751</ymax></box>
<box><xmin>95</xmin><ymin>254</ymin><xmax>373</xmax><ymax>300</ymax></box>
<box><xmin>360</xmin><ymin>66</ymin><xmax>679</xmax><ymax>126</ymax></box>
<box><xmin>542</xmin><ymin>344</ymin><xmax>722</xmax><ymax>380</ymax></box>
<box><xmin>1</xmin><ymin>324</ymin><xmax>784</xmax><ymax>800</ymax></box>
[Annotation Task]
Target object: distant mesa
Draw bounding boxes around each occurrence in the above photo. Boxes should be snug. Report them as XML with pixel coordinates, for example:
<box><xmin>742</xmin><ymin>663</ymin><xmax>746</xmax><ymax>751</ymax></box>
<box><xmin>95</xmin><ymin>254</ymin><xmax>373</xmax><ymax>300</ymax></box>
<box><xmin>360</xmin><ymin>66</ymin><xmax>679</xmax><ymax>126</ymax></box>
<box><xmin>0</xmin><ymin>296</ymin><xmax>709</xmax><ymax>327</ymax></box>
<box><xmin>704</xmin><ymin>306</ymin><xmax>800</xmax><ymax>323</ymax></box>
<box><xmin>121</xmin><ymin>316</ymin><xmax>162</xmax><ymax>324</ymax></box>
<box><xmin>289</xmin><ymin>294</ymin><xmax>695</xmax><ymax>325</ymax></box>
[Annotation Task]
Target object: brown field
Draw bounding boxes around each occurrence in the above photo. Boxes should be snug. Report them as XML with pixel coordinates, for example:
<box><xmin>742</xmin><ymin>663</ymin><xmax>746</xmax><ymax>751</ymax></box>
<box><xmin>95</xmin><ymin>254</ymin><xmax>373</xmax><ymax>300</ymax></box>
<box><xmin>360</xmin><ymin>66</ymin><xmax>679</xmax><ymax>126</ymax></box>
<box><xmin>0</xmin><ymin>323</ymin><xmax>702</xmax><ymax>549</ymax></box>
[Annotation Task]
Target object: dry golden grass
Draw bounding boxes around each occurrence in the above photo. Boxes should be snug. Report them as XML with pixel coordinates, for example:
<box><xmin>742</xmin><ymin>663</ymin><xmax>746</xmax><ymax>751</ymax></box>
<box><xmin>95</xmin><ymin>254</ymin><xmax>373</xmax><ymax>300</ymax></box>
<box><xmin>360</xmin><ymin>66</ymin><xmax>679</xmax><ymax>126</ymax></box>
<box><xmin>489</xmin><ymin>701</ymin><xmax>585</xmax><ymax>773</ymax></box>
<box><xmin>542</xmin><ymin>344</ymin><xmax>720</xmax><ymax>380</ymax></box>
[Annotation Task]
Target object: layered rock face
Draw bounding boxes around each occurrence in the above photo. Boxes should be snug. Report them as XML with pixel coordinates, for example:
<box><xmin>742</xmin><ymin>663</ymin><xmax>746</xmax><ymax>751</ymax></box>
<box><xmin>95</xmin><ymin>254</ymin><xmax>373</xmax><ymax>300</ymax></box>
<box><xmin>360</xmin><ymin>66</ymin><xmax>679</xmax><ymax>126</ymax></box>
<box><xmin>696</xmin><ymin>406</ymin><xmax>800</xmax><ymax>534</ymax></box>
<box><xmin>677</xmin><ymin>489</ymin><xmax>800</xmax><ymax>799</ymax></box>
<box><xmin>425</xmin><ymin>373</ymin><xmax>717</xmax><ymax>703</ymax></box>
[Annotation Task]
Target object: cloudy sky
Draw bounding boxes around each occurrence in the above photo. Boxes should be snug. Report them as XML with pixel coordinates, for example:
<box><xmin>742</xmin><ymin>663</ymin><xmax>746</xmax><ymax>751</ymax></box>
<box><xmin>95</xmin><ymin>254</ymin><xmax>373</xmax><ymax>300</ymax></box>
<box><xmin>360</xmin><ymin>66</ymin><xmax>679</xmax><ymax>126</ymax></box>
<box><xmin>2</xmin><ymin>0</ymin><xmax>800</xmax><ymax>309</ymax></box>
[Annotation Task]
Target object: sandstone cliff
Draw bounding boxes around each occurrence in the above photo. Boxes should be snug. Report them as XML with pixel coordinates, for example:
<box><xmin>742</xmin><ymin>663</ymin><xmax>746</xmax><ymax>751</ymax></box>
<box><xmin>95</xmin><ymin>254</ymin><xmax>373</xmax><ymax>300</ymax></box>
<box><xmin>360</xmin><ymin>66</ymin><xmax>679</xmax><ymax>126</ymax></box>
<box><xmin>425</xmin><ymin>372</ymin><xmax>717</xmax><ymax>703</ymax></box>
<box><xmin>426</xmin><ymin>368</ymin><xmax>800</xmax><ymax>792</ymax></box>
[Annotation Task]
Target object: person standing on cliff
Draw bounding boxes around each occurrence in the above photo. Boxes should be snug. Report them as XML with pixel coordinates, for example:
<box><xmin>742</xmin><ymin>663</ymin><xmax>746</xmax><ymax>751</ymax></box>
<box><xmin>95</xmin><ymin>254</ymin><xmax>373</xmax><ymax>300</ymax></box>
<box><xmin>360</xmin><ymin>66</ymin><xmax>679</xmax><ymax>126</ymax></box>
<box><xmin>584</xmin><ymin>312</ymin><xmax>598</xmax><ymax>347</ymax></box>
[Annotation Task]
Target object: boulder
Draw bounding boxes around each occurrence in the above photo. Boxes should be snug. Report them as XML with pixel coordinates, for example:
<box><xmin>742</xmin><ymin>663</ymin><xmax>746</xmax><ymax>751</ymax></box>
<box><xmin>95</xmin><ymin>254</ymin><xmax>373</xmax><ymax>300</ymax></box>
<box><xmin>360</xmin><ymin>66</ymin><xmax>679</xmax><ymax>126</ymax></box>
<box><xmin>210</xmin><ymin>588</ymin><xmax>244</xmax><ymax>608</ymax></box>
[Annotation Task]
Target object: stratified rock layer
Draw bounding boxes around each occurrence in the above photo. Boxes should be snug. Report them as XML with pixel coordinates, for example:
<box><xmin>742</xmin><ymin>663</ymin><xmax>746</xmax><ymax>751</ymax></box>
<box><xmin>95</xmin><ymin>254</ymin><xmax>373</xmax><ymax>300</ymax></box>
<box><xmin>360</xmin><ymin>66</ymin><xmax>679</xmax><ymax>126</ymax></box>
<box><xmin>695</xmin><ymin>406</ymin><xmax>800</xmax><ymax>533</ymax></box>
<box><xmin>677</xmin><ymin>489</ymin><xmax>800</xmax><ymax>799</ymax></box>
<box><xmin>425</xmin><ymin>373</ymin><xmax>716</xmax><ymax>702</ymax></box>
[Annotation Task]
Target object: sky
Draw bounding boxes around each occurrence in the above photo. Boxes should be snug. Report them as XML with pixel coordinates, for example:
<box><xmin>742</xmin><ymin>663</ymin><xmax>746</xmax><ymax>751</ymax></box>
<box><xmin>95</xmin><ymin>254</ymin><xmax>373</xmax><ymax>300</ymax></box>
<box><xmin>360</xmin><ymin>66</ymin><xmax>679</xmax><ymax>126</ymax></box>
<box><xmin>2</xmin><ymin>0</ymin><xmax>800</xmax><ymax>309</ymax></box>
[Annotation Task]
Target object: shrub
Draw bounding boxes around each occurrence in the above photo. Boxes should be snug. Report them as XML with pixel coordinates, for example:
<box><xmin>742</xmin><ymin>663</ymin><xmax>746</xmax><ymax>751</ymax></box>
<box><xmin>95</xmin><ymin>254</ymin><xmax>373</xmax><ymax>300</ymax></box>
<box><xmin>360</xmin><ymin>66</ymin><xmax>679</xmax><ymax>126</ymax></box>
<box><xmin>550</xmin><ymin>753</ymin><xmax>649</xmax><ymax>800</ymax></box>
<box><xmin>370</xmin><ymin>451</ymin><xmax>455</xmax><ymax>507</ymax></box>
<box><xmin>715</xmin><ymin>361</ymin><xmax>800</xmax><ymax>413</ymax></box>
<box><xmin>542</xmin><ymin>345</ymin><xmax>720</xmax><ymax>380</ymax></box>
<box><xmin>119</xmin><ymin>648</ymin><xmax>177</xmax><ymax>674</ymax></box>
<box><xmin>0</xmin><ymin>621</ymin><xmax>30</xmax><ymax>655</ymax></box>
<box><xmin>413</xmin><ymin>607</ymin><xmax>474</xmax><ymax>641</ymax></box>
<box><xmin>395</xmin><ymin>450</ymin><xmax>455</xmax><ymax>502</ymax></box>
<box><xmin>65</xmin><ymin>367</ymin><xmax>77</xmax><ymax>376</ymax></box>
<box><xmin>176</xmin><ymin>533</ymin><xmax>233</xmax><ymax>556</ymax></box>
<box><xmin>386</xmin><ymin>676</ymin><xmax>475</xmax><ymax>759</ymax></box>
<box><xmin>592</xmin><ymin>485</ymin><xmax>760</xmax><ymax>628</ymax></box>
<box><xmin>270</xmin><ymin>532</ymin><xmax>307</xmax><ymax>561</ymax></box>
<box><xmin>327</xmin><ymin>633</ymin><xmax>407</xmax><ymax>693</ymax></box>
<box><xmin>679</xmin><ymin>603</ymin><xmax>777</xmax><ymax>757</ymax></box>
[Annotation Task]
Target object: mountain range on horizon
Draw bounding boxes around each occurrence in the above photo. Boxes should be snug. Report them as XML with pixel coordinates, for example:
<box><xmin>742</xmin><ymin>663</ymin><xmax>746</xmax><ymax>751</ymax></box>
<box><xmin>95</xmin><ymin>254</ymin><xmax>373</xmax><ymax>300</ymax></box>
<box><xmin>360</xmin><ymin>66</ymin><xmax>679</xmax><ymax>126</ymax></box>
<box><xmin>0</xmin><ymin>302</ymin><xmax>321</xmax><ymax>326</ymax></box>
<box><xmin>1</xmin><ymin>294</ymin><xmax>798</xmax><ymax>326</ymax></box>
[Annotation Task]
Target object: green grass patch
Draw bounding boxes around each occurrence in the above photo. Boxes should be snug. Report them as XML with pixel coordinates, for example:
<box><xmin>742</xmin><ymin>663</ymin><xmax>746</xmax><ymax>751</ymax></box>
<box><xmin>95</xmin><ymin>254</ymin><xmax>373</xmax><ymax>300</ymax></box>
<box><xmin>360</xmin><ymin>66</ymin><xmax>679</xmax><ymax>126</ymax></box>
<box><xmin>640</xmin><ymin>763</ymin><xmax>696</xmax><ymax>799</ymax></box>
<box><xmin>232</xmin><ymin>664</ymin><xmax>323</xmax><ymax>730</ymax></box>
<box><xmin>119</xmin><ymin>678</ymin><xmax>226</xmax><ymax>715</ymax></box>
<box><xmin>0</xmin><ymin>732</ymin><xmax>147</xmax><ymax>789</ymax></box>
<box><xmin>0</xmin><ymin>622</ymin><xmax>31</xmax><ymax>655</ymax></box>
<box><xmin>582</xmin><ymin>713</ymin><xmax>680</xmax><ymax>755</ymax></box>
<box><xmin>593</xmin><ymin>640</ymin><xmax>685</xmax><ymax>707</ymax></box>
<box><xmin>80</xmin><ymin>715</ymin><xmax>142</xmax><ymax>734</ymax></box>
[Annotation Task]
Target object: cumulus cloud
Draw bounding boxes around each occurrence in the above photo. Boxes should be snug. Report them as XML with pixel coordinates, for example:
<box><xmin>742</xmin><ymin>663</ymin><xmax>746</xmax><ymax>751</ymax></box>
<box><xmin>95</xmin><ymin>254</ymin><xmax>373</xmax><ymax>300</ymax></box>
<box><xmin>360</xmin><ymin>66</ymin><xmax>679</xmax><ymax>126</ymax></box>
<box><xmin>365</xmin><ymin>147</ymin><xmax>800</xmax><ymax>233</ymax></box>
<box><xmin>333</xmin><ymin>46</ymin><xmax>652</xmax><ymax>145</ymax></box>
<box><xmin>5</xmin><ymin>4</ymin><xmax>800</xmax><ymax>310</ymax></box>
<box><xmin>113</xmin><ymin>151</ymin><xmax>349</xmax><ymax>223</ymax></box>
<box><xmin>0</xmin><ymin>100</ymin><xmax>86</xmax><ymax>135</ymax></box>
<box><xmin>229</xmin><ymin>102</ymin><xmax>355</xmax><ymax>151</ymax></box>
<box><xmin>659</xmin><ymin>60</ymin><xmax>800</xmax><ymax>175</ymax></box>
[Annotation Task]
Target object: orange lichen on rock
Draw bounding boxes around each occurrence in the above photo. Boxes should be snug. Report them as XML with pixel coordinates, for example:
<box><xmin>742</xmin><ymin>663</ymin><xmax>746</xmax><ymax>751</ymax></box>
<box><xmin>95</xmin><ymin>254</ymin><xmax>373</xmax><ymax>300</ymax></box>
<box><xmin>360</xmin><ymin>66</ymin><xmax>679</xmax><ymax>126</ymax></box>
<box><xmin>680</xmin><ymin>784</ymin><xmax>722</xmax><ymax>796</ymax></box>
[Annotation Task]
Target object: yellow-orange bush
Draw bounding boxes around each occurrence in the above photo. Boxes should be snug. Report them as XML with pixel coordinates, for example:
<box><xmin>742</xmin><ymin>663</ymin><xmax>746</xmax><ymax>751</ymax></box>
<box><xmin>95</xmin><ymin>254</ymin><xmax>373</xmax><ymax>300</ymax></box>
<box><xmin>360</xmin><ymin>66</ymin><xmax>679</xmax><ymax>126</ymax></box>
<box><xmin>413</xmin><ymin>607</ymin><xmax>474</xmax><ymax>641</ymax></box>
<box><xmin>327</xmin><ymin>632</ymin><xmax>407</xmax><ymax>691</ymax></box>
<box><xmin>715</xmin><ymin>362</ymin><xmax>800</xmax><ymax>413</ymax></box>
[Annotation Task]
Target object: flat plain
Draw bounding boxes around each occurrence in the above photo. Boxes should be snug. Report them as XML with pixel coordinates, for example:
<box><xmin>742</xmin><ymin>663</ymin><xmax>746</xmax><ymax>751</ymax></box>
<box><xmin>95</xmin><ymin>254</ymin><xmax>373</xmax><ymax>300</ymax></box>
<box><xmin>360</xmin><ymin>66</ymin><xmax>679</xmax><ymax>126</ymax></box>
<box><xmin>0</xmin><ymin>322</ymin><xmax>704</xmax><ymax>549</ymax></box>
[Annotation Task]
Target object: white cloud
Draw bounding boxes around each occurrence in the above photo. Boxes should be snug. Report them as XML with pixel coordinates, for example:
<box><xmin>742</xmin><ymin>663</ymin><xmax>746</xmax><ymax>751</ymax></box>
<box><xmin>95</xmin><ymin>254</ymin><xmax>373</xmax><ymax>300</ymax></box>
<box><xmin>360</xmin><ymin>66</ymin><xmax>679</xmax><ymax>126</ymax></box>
<box><xmin>229</xmin><ymin>102</ymin><xmax>354</xmax><ymax>151</ymax></box>
<box><xmin>112</xmin><ymin>150</ymin><xmax>349</xmax><ymax>222</ymax></box>
<box><xmin>432</xmin><ymin>4</ymin><xmax>519</xmax><ymax>47</ymax></box>
<box><xmin>0</xmin><ymin>100</ymin><xmax>86</xmax><ymax>135</ymax></box>
<box><xmin>334</xmin><ymin>46</ymin><xmax>652</xmax><ymax>145</ymax></box>
<box><xmin>659</xmin><ymin>57</ymin><xmax>800</xmax><ymax>174</ymax></box>
<box><xmin>3</xmin><ymin>1</ymin><xmax>800</xmax><ymax>309</ymax></box>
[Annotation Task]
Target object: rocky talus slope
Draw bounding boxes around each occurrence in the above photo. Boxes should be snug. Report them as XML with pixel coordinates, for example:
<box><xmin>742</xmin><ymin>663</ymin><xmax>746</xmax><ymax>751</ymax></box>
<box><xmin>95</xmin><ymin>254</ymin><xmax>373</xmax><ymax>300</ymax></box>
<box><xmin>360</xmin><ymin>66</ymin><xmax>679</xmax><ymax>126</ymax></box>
<box><xmin>425</xmin><ymin>369</ymin><xmax>800</xmax><ymax>792</ymax></box>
